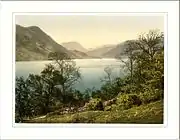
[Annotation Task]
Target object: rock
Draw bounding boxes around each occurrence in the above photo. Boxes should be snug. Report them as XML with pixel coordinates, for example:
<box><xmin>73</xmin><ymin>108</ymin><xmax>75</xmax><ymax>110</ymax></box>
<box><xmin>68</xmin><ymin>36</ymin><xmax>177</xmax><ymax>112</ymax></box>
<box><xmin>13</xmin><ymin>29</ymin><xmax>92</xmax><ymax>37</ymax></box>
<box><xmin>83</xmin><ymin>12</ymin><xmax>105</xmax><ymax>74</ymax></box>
<box><xmin>103</xmin><ymin>98</ymin><xmax>117</xmax><ymax>107</ymax></box>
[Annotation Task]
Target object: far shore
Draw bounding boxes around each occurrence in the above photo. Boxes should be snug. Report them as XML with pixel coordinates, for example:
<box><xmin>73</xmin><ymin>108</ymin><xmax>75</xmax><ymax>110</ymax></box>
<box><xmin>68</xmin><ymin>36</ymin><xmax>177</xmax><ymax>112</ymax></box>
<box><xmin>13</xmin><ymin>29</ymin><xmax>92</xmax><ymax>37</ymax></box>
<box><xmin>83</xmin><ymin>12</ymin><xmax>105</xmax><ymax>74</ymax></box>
<box><xmin>15</xmin><ymin>57</ymin><xmax>122</xmax><ymax>62</ymax></box>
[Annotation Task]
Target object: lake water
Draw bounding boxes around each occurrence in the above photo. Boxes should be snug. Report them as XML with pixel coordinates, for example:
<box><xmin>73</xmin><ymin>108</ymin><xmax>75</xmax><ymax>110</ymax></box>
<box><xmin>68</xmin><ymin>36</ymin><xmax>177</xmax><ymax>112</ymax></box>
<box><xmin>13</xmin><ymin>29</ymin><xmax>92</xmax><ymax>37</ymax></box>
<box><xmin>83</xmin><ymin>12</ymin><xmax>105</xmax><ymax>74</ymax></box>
<box><xmin>16</xmin><ymin>59</ymin><xmax>125</xmax><ymax>92</ymax></box>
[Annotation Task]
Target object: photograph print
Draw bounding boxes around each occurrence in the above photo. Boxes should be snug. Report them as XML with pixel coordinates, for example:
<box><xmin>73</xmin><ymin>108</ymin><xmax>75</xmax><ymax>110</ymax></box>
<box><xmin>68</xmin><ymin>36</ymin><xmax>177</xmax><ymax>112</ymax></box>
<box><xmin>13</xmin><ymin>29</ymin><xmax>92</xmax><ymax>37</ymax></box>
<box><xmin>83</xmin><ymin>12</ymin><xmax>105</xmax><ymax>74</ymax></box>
<box><xmin>15</xmin><ymin>14</ymin><xmax>164</xmax><ymax>124</ymax></box>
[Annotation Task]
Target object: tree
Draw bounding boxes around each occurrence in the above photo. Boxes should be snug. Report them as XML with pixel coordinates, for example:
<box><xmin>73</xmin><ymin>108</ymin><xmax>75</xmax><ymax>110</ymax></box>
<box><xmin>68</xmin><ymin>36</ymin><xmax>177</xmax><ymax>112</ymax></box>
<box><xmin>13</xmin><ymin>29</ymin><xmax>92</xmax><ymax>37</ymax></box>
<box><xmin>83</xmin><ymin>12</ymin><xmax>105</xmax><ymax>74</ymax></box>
<box><xmin>27</xmin><ymin>72</ymin><xmax>56</xmax><ymax>115</ymax></box>
<box><xmin>101</xmin><ymin>66</ymin><xmax>114</xmax><ymax>84</ymax></box>
<box><xmin>132</xmin><ymin>30</ymin><xmax>164</xmax><ymax>99</ymax></box>
<box><xmin>48</xmin><ymin>52</ymin><xmax>81</xmax><ymax>96</ymax></box>
<box><xmin>115</xmin><ymin>40</ymin><xmax>139</xmax><ymax>94</ymax></box>
<box><xmin>15</xmin><ymin>77</ymin><xmax>31</xmax><ymax>122</ymax></box>
<box><xmin>15</xmin><ymin>52</ymin><xmax>82</xmax><ymax>119</ymax></box>
<box><xmin>136</xmin><ymin>29</ymin><xmax>164</xmax><ymax>61</ymax></box>
<box><xmin>115</xmin><ymin>30</ymin><xmax>164</xmax><ymax>97</ymax></box>
<box><xmin>116</xmin><ymin>40</ymin><xmax>139</xmax><ymax>85</ymax></box>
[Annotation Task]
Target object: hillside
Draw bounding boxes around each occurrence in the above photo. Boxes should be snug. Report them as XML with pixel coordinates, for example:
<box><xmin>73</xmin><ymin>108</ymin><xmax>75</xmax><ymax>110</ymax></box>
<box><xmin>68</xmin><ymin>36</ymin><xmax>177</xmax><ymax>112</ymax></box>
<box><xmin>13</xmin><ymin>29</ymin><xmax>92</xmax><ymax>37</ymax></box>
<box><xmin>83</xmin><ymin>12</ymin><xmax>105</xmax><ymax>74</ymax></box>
<box><xmin>24</xmin><ymin>100</ymin><xmax>163</xmax><ymax>123</ymax></box>
<box><xmin>61</xmin><ymin>42</ymin><xmax>87</xmax><ymax>52</ymax></box>
<box><xmin>103</xmin><ymin>41</ymin><xmax>129</xmax><ymax>58</ymax></box>
<box><xmin>87</xmin><ymin>44</ymin><xmax>116</xmax><ymax>58</ymax></box>
<box><xmin>86</xmin><ymin>42</ymin><xmax>130</xmax><ymax>58</ymax></box>
<box><xmin>70</xmin><ymin>50</ymin><xmax>99</xmax><ymax>59</ymax></box>
<box><xmin>16</xmin><ymin>25</ymin><xmax>74</xmax><ymax>61</ymax></box>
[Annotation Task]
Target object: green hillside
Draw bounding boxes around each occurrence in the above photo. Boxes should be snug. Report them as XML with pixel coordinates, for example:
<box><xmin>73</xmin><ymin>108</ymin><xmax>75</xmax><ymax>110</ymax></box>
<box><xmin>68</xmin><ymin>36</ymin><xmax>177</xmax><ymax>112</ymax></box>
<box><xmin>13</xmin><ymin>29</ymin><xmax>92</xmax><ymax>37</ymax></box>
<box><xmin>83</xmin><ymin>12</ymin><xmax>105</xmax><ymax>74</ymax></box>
<box><xmin>24</xmin><ymin>100</ymin><xmax>163</xmax><ymax>123</ymax></box>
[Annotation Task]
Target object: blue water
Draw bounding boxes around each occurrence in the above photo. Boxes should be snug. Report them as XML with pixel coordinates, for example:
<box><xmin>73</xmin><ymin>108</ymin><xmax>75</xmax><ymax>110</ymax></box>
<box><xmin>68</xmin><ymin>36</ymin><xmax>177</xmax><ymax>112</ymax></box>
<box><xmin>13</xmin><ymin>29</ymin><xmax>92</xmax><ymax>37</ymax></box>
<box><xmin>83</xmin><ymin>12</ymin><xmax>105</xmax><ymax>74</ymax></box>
<box><xmin>16</xmin><ymin>59</ymin><xmax>125</xmax><ymax>91</ymax></box>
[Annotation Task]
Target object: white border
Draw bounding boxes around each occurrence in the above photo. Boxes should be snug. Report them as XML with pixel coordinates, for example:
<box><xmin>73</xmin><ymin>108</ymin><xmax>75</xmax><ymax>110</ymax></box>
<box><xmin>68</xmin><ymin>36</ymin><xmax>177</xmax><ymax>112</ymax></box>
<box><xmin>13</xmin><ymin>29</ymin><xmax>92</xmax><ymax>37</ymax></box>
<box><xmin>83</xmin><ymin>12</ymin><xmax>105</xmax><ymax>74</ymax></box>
<box><xmin>0</xmin><ymin>1</ymin><xmax>179</xmax><ymax>139</ymax></box>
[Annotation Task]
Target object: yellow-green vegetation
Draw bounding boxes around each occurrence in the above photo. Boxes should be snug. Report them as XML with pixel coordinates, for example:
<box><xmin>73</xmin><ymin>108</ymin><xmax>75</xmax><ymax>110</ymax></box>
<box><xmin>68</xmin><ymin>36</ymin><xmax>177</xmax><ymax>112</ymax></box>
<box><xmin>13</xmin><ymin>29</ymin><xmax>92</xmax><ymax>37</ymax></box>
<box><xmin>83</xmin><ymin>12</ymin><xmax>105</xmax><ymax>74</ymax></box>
<box><xmin>25</xmin><ymin>100</ymin><xmax>163</xmax><ymax>124</ymax></box>
<box><xmin>116</xmin><ymin>94</ymin><xmax>142</xmax><ymax>110</ymax></box>
<box><xmin>84</xmin><ymin>98</ymin><xmax>104</xmax><ymax>111</ymax></box>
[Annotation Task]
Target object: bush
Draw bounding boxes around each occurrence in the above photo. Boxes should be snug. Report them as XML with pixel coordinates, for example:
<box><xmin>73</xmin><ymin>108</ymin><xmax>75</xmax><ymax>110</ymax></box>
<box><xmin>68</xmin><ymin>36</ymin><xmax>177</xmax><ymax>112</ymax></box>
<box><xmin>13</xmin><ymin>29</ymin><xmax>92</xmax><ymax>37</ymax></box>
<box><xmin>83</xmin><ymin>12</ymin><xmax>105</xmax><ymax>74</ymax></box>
<box><xmin>116</xmin><ymin>94</ymin><xmax>141</xmax><ymax>109</ymax></box>
<box><xmin>139</xmin><ymin>89</ymin><xmax>163</xmax><ymax>104</ymax></box>
<box><xmin>84</xmin><ymin>98</ymin><xmax>104</xmax><ymax>111</ymax></box>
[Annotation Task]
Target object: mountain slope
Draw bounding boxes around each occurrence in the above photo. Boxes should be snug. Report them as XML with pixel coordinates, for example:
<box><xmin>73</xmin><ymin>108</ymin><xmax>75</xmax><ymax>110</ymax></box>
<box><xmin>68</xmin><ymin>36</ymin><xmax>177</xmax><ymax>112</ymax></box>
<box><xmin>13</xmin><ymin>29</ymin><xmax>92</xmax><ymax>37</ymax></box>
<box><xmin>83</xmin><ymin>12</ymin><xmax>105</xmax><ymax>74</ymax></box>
<box><xmin>103</xmin><ymin>41</ymin><xmax>129</xmax><ymax>58</ymax></box>
<box><xmin>61</xmin><ymin>42</ymin><xmax>87</xmax><ymax>52</ymax></box>
<box><xmin>16</xmin><ymin>25</ymin><xmax>73</xmax><ymax>61</ymax></box>
<box><xmin>86</xmin><ymin>45</ymin><xmax>116</xmax><ymax>58</ymax></box>
<box><xmin>70</xmin><ymin>50</ymin><xmax>99</xmax><ymax>59</ymax></box>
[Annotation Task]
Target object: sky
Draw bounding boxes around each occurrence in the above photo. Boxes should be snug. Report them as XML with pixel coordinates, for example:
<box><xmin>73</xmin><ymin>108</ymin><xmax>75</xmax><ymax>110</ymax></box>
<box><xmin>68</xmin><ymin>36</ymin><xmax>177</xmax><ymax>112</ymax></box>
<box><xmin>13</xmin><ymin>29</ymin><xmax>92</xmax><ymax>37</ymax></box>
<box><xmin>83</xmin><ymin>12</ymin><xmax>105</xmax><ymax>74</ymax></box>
<box><xmin>16</xmin><ymin>15</ymin><xmax>164</xmax><ymax>49</ymax></box>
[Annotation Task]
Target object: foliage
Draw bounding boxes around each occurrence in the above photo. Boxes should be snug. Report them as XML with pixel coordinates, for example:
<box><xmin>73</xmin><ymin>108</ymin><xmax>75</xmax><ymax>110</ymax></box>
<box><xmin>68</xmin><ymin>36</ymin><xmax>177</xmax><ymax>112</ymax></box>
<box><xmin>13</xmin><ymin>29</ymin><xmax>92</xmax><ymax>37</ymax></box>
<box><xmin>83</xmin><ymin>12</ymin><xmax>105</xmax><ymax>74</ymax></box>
<box><xmin>48</xmin><ymin>52</ymin><xmax>81</xmax><ymax>95</ymax></box>
<box><xmin>139</xmin><ymin>88</ymin><xmax>163</xmax><ymax>104</ymax></box>
<box><xmin>15</xmin><ymin>77</ymin><xmax>32</xmax><ymax>122</ymax></box>
<box><xmin>92</xmin><ymin>77</ymin><xmax>127</xmax><ymax>101</ymax></box>
<box><xmin>15</xmin><ymin>52</ymin><xmax>82</xmax><ymax>121</ymax></box>
<box><xmin>84</xmin><ymin>98</ymin><xmax>104</xmax><ymax>111</ymax></box>
<box><xmin>116</xmin><ymin>94</ymin><xmax>141</xmax><ymax>109</ymax></box>
<box><xmin>114</xmin><ymin>29</ymin><xmax>164</xmax><ymax>106</ymax></box>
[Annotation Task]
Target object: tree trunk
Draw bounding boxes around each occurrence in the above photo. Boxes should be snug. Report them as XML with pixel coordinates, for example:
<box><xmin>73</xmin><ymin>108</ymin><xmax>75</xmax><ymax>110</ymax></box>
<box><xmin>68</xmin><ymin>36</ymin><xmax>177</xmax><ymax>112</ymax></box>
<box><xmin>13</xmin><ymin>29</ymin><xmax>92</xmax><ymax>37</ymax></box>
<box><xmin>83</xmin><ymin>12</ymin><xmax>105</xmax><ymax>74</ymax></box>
<box><xmin>130</xmin><ymin>58</ymin><xmax>133</xmax><ymax>84</ymax></box>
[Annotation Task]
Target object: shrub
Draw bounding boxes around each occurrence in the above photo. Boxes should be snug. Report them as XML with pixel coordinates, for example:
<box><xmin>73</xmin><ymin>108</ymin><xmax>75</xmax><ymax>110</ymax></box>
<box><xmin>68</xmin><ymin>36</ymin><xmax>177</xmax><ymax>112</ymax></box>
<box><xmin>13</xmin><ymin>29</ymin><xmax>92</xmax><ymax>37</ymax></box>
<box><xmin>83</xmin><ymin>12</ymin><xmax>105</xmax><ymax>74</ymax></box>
<box><xmin>84</xmin><ymin>98</ymin><xmax>104</xmax><ymax>111</ymax></box>
<box><xmin>139</xmin><ymin>89</ymin><xmax>163</xmax><ymax>104</ymax></box>
<box><xmin>116</xmin><ymin>94</ymin><xmax>141</xmax><ymax>109</ymax></box>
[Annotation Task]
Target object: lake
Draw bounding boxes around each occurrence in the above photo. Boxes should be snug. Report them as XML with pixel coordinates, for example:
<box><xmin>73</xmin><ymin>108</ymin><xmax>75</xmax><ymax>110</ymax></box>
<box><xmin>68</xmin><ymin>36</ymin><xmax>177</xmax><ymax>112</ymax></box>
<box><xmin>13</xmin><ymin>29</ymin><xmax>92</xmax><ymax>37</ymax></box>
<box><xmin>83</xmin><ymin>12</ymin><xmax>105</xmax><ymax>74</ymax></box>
<box><xmin>16</xmin><ymin>59</ymin><xmax>125</xmax><ymax>92</ymax></box>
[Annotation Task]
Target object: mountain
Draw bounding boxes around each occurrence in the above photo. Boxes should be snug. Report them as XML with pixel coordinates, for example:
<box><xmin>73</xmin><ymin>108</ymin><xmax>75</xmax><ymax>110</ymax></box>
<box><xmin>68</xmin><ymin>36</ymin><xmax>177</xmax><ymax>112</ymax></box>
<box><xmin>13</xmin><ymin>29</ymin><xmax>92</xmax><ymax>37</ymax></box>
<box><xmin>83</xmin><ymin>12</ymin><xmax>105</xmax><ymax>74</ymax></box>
<box><xmin>70</xmin><ymin>50</ymin><xmax>98</xmax><ymax>59</ymax></box>
<box><xmin>16</xmin><ymin>24</ymin><xmax>129</xmax><ymax>60</ymax></box>
<box><xmin>86</xmin><ymin>42</ymin><xmax>130</xmax><ymax>58</ymax></box>
<box><xmin>61</xmin><ymin>42</ymin><xmax>87</xmax><ymax>52</ymax></box>
<box><xmin>103</xmin><ymin>41</ymin><xmax>129</xmax><ymax>58</ymax></box>
<box><xmin>16</xmin><ymin>25</ymin><xmax>74</xmax><ymax>61</ymax></box>
<box><xmin>86</xmin><ymin>45</ymin><xmax>116</xmax><ymax>58</ymax></box>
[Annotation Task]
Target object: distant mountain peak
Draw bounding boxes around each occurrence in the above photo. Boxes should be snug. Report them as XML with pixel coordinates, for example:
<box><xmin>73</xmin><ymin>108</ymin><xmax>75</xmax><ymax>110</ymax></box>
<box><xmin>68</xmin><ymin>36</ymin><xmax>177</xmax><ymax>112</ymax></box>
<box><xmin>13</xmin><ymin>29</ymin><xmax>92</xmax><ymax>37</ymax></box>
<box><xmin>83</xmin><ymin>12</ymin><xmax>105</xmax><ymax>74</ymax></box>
<box><xmin>61</xmin><ymin>41</ymin><xmax>87</xmax><ymax>52</ymax></box>
<box><xmin>86</xmin><ymin>44</ymin><xmax>116</xmax><ymax>57</ymax></box>
<box><xmin>28</xmin><ymin>26</ymin><xmax>41</xmax><ymax>30</ymax></box>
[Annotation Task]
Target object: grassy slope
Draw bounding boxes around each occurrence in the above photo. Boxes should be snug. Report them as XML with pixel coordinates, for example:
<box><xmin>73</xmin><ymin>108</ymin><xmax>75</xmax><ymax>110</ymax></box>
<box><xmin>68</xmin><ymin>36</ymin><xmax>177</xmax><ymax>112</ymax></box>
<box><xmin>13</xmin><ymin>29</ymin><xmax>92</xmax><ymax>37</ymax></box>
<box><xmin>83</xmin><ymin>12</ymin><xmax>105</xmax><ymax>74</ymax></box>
<box><xmin>25</xmin><ymin>100</ymin><xmax>163</xmax><ymax>124</ymax></box>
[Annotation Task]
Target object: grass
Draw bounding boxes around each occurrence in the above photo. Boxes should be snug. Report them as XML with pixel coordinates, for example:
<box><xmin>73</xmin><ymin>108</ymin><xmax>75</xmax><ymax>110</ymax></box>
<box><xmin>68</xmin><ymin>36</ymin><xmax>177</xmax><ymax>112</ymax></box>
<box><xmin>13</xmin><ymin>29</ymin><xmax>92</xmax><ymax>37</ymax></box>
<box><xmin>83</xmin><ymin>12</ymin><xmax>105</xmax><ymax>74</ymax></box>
<box><xmin>24</xmin><ymin>100</ymin><xmax>163</xmax><ymax>124</ymax></box>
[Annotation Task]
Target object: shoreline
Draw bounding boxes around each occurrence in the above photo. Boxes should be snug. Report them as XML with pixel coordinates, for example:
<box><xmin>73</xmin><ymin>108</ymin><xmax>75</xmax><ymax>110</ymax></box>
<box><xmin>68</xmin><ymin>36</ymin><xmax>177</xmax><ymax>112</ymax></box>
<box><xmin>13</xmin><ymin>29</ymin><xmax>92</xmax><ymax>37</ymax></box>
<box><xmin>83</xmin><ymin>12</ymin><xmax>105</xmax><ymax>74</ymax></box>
<box><xmin>15</xmin><ymin>57</ymin><xmax>120</xmax><ymax>62</ymax></box>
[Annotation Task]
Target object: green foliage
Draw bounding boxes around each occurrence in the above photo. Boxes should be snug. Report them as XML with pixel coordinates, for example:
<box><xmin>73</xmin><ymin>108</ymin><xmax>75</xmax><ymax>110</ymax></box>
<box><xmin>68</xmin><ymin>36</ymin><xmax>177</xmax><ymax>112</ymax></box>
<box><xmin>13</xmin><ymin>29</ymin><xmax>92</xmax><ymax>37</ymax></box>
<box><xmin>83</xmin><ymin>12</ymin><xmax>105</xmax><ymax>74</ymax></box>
<box><xmin>15</xmin><ymin>77</ymin><xmax>32</xmax><ymax>122</ymax></box>
<box><xmin>48</xmin><ymin>52</ymin><xmax>81</xmax><ymax>95</ymax></box>
<box><xmin>114</xmin><ymin>30</ymin><xmax>164</xmax><ymax>106</ymax></box>
<box><xmin>116</xmin><ymin>94</ymin><xmax>141</xmax><ymax>109</ymax></box>
<box><xmin>27</xmin><ymin>65</ymin><xmax>59</xmax><ymax>115</ymax></box>
<box><xmin>96</xmin><ymin>77</ymin><xmax>126</xmax><ymax>101</ymax></box>
<box><xmin>85</xmin><ymin>98</ymin><xmax>104</xmax><ymax>111</ymax></box>
<box><xmin>15</xmin><ymin>52</ymin><xmax>82</xmax><ymax>121</ymax></box>
<box><xmin>139</xmin><ymin>88</ymin><xmax>163</xmax><ymax>104</ymax></box>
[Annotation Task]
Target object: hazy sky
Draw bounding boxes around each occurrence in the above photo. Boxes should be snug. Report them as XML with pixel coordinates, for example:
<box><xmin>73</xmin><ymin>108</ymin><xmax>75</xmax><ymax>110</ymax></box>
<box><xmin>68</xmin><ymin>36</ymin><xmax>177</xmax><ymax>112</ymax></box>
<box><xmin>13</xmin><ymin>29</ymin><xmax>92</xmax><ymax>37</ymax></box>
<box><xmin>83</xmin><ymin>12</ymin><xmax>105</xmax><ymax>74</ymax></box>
<box><xmin>16</xmin><ymin>15</ymin><xmax>164</xmax><ymax>49</ymax></box>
